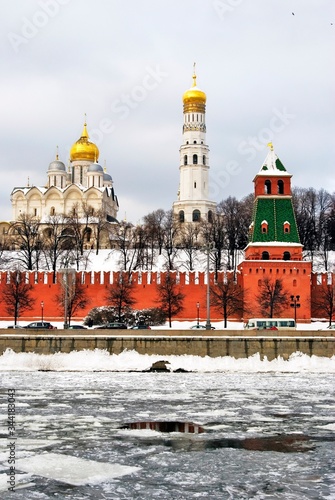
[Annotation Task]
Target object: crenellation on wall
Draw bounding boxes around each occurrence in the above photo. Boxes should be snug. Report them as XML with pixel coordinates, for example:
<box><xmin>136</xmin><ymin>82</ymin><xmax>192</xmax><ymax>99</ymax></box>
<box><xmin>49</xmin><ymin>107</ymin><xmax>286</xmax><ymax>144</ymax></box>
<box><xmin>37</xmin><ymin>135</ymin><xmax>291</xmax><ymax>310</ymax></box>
<box><xmin>0</xmin><ymin>269</ymin><xmax>333</xmax><ymax>323</ymax></box>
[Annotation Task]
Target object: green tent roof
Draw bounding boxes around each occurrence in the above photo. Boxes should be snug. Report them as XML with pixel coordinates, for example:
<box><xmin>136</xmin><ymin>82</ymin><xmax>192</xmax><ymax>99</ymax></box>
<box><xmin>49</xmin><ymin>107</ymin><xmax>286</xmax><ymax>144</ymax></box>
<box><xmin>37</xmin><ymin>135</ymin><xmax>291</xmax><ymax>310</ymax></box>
<box><xmin>250</xmin><ymin>197</ymin><xmax>300</xmax><ymax>243</ymax></box>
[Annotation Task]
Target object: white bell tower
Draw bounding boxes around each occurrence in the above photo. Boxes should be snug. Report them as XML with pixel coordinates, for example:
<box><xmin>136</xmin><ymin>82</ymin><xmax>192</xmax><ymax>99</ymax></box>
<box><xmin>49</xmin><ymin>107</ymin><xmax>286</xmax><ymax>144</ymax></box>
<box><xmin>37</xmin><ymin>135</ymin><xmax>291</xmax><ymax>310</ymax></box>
<box><xmin>173</xmin><ymin>66</ymin><xmax>216</xmax><ymax>223</ymax></box>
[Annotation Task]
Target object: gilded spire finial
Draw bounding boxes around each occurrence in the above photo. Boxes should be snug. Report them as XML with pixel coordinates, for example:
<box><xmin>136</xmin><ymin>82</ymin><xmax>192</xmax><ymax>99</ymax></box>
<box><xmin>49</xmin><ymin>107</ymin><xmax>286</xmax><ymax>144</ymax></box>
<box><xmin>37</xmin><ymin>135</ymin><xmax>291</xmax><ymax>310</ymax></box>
<box><xmin>56</xmin><ymin>145</ymin><xmax>59</xmax><ymax>160</ymax></box>
<box><xmin>82</xmin><ymin>114</ymin><xmax>89</xmax><ymax>139</ymax></box>
<box><xmin>192</xmin><ymin>62</ymin><xmax>197</xmax><ymax>87</ymax></box>
<box><xmin>267</xmin><ymin>142</ymin><xmax>274</xmax><ymax>151</ymax></box>
<box><xmin>104</xmin><ymin>159</ymin><xmax>107</xmax><ymax>172</ymax></box>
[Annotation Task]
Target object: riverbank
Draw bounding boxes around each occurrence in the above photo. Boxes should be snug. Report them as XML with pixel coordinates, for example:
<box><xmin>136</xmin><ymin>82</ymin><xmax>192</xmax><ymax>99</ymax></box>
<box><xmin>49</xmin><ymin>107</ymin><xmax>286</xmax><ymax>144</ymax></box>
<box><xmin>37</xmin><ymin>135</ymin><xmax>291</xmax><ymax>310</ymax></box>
<box><xmin>0</xmin><ymin>330</ymin><xmax>334</xmax><ymax>360</ymax></box>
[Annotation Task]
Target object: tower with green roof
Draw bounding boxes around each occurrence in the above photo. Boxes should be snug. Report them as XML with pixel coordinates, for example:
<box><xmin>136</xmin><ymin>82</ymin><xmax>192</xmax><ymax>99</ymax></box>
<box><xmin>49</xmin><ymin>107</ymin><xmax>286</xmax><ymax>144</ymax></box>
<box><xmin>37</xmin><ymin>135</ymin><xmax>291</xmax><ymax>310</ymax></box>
<box><xmin>239</xmin><ymin>143</ymin><xmax>312</xmax><ymax>322</ymax></box>
<box><xmin>245</xmin><ymin>143</ymin><xmax>303</xmax><ymax>261</ymax></box>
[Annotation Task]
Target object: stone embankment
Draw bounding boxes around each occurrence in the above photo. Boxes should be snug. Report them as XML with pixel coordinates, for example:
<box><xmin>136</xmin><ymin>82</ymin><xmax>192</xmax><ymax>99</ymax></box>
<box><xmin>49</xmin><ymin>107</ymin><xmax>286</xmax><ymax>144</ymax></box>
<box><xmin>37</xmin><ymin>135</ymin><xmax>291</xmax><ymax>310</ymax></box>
<box><xmin>0</xmin><ymin>329</ymin><xmax>334</xmax><ymax>360</ymax></box>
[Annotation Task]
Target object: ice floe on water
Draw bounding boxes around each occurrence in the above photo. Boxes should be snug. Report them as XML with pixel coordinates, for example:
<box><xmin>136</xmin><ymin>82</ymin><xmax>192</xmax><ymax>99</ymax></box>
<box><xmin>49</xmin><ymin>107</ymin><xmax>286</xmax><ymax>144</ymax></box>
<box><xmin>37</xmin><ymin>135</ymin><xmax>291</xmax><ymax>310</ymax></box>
<box><xmin>17</xmin><ymin>453</ymin><xmax>141</xmax><ymax>486</ymax></box>
<box><xmin>0</xmin><ymin>348</ymin><xmax>334</xmax><ymax>372</ymax></box>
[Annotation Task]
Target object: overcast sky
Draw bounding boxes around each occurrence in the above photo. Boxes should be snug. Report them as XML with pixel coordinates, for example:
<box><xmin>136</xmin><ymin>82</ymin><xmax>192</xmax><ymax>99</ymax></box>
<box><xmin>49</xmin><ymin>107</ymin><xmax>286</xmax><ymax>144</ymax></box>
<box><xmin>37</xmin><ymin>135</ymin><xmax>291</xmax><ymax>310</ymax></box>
<box><xmin>1</xmin><ymin>0</ymin><xmax>334</xmax><ymax>224</ymax></box>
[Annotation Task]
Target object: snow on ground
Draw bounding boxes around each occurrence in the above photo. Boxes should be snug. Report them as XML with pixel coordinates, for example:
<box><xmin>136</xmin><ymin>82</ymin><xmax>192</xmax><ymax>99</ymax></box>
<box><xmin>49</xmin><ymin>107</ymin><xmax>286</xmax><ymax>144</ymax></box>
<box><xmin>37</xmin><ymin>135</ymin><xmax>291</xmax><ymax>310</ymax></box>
<box><xmin>0</xmin><ymin>319</ymin><xmax>332</xmax><ymax>330</ymax></box>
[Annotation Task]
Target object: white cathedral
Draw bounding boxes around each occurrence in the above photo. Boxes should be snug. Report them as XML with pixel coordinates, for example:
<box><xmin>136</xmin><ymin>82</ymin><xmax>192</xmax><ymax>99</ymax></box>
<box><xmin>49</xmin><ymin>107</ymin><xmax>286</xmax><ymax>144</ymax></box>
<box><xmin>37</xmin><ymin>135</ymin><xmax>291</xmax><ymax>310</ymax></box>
<box><xmin>2</xmin><ymin>68</ymin><xmax>216</xmax><ymax>248</ymax></box>
<box><xmin>10</xmin><ymin>122</ymin><xmax>119</xmax><ymax>224</ymax></box>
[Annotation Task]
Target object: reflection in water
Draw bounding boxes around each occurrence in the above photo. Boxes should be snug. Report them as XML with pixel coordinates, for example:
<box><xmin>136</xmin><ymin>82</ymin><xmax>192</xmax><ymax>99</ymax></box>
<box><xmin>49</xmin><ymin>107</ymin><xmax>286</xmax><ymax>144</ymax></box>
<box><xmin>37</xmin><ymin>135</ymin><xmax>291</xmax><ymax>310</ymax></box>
<box><xmin>121</xmin><ymin>421</ymin><xmax>205</xmax><ymax>433</ymax></box>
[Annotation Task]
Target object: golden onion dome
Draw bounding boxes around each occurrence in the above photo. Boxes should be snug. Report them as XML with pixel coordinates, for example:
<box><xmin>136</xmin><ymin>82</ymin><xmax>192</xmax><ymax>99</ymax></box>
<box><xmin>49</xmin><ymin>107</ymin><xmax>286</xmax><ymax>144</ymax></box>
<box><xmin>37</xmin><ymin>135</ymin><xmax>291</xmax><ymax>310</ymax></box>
<box><xmin>182</xmin><ymin>71</ymin><xmax>206</xmax><ymax>105</ymax></box>
<box><xmin>70</xmin><ymin>122</ymin><xmax>99</xmax><ymax>162</ymax></box>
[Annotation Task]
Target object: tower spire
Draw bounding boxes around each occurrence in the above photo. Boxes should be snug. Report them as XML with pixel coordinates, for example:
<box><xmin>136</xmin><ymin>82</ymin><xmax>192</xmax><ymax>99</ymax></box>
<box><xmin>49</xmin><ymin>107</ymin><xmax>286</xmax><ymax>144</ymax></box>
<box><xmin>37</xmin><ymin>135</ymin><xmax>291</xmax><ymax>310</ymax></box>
<box><xmin>193</xmin><ymin>62</ymin><xmax>197</xmax><ymax>86</ymax></box>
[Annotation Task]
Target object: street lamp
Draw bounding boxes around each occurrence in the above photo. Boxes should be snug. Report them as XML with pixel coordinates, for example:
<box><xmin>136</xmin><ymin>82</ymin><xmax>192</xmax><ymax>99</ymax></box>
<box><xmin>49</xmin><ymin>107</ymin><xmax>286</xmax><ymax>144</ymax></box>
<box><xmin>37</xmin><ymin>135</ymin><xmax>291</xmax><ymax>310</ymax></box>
<box><xmin>196</xmin><ymin>302</ymin><xmax>200</xmax><ymax>326</ymax></box>
<box><xmin>202</xmin><ymin>242</ymin><xmax>216</xmax><ymax>330</ymax></box>
<box><xmin>41</xmin><ymin>301</ymin><xmax>44</xmax><ymax>322</ymax></box>
<box><xmin>59</xmin><ymin>255</ymin><xmax>75</xmax><ymax>329</ymax></box>
<box><xmin>290</xmin><ymin>295</ymin><xmax>300</xmax><ymax>322</ymax></box>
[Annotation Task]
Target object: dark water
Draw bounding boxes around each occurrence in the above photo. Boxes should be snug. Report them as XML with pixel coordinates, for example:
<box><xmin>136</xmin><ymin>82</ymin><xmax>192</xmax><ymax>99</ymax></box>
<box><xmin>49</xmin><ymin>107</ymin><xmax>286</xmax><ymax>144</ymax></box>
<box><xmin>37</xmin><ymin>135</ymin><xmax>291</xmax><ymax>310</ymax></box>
<box><xmin>0</xmin><ymin>372</ymin><xmax>334</xmax><ymax>499</ymax></box>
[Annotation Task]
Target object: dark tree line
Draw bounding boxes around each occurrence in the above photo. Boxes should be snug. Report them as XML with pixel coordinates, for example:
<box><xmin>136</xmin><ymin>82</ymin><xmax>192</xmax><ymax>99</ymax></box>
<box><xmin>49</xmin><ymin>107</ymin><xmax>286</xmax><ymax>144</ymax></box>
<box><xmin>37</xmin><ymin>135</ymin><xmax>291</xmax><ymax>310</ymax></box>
<box><xmin>2</xmin><ymin>188</ymin><xmax>334</xmax><ymax>275</ymax></box>
<box><xmin>292</xmin><ymin>188</ymin><xmax>335</xmax><ymax>270</ymax></box>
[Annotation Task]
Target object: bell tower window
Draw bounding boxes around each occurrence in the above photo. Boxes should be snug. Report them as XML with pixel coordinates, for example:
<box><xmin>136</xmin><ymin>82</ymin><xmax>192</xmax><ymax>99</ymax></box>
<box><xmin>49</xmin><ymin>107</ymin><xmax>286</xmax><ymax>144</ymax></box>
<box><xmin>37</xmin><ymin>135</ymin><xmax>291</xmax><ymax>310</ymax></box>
<box><xmin>193</xmin><ymin>154</ymin><xmax>198</xmax><ymax>164</ymax></box>
<box><xmin>265</xmin><ymin>180</ymin><xmax>271</xmax><ymax>194</ymax></box>
<box><xmin>184</xmin><ymin>155</ymin><xmax>188</xmax><ymax>165</ymax></box>
<box><xmin>192</xmin><ymin>209</ymin><xmax>200</xmax><ymax>222</ymax></box>
<box><xmin>277</xmin><ymin>180</ymin><xmax>284</xmax><ymax>194</ymax></box>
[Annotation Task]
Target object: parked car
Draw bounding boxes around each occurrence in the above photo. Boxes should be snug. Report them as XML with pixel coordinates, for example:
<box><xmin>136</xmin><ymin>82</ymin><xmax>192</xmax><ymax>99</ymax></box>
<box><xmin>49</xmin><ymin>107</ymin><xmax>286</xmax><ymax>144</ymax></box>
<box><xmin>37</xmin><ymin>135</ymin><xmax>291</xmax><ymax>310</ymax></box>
<box><xmin>130</xmin><ymin>324</ymin><xmax>151</xmax><ymax>330</ymax></box>
<box><xmin>67</xmin><ymin>325</ymin><xmax>87</xmax><ymax>329</ymax></box>
<box><xmin>24</xmin><ymin>322</ymin><xmax>57</xmax><ymax>330</ymax></box>
<box><xmin>190</xmin><ymin>324</ymin><xmax>216</xmax><ymax>330</ymax></box>
<box><xmin>94</xmin><ymin>322</ymin><xmax>128</xmax><ymax>330</ymax></box>
<box><xmin>318</xmin><ymin>324</ymin><xmax>335</xmax><ymax>331</ymax></box>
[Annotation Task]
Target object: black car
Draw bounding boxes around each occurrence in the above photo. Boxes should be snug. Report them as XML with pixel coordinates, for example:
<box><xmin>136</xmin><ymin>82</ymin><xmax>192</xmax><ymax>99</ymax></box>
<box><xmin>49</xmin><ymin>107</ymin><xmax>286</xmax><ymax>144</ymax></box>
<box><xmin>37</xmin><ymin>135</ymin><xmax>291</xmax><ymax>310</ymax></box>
<box><xmin>24</xmin><ymin>322</ymin><xmax>57</xmax><ymax>330</ymax></box>
<box><xmin>94</xmin><ymin>322</ymin><xmax>128</xmax><ymax>330</ymax></box>
<box><xmin>130</xmin><ymin>324</ymin><xmax>151</xmax><ymax>330</ymax></box>
<box><xmin>67</xmin><ymin>325</ymin><xmax>87</xmax><ymax>329</ymax></box>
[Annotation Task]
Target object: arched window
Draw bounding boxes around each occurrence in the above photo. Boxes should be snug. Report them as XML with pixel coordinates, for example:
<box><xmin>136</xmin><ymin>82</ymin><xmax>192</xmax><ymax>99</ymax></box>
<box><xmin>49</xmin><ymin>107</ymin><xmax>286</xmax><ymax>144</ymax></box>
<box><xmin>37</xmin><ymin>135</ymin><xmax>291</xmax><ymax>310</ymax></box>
<box><xmin>50</xmin><ymin>206</ymin><xmax>55</xmax><ymax>216</ymax></box>
<box><xmin>84</xmin><ymin>227</ymin><xmax>92</xmax><ymax>243</ymax></box>
<box><xmin>203</xmin><ymin>155</ymin><xmax>206</xmax><ymax>165</ymax></box>
<box><xmin>193</xmin><ymin>140</ymin><xmax>197</xmax><ymax>144</ymax></box>
<box><xmin>179</xmin><ymin>210</ymin><xmax>185</xmax><ymax>223</ymax></box>
<box><xmin>208</xmin><ymin>210</ymin><xmax>213</xmax><ymax>223</ymax></box>
<box><xmin>184</xmin><ymin>155</ymin><xmax>188</xmax><ymax>165</ymax></box>
<box><xmin>192</xmin><ymin>209</ymin><xmax>201</xmax><ymax>222</ymax></box>
<box><xmin>277</xmin><ymin>180</ymin><xmax>284</xmax><ymax>194</ymax></box>
<box><xmin>261</xmin><ymin>221</ymin><xmax>268</xmax><ymax>234</ymax></box>
<box><xmin>283</xmin><ymin>221</ymin><xmax>290</xmax><ymax>233</ymax></box>
<box><xmin>283</xmin><ymin>251</ymin><xmax>291</xmax><ymax>261</ymax></box>
<box><xmin>193</xmin><ymin>154</ymin><xmax>198</xmax><ymax>164</ymax></box>
<box><xmin>262</xmin><ymin>251</ymin><xmax>270</xmax><ymax>260</ymax></box>
<box><xmin>265</xmin><ymin>180</ymin><xmax>271</xmax><ymax>194</ymax></box>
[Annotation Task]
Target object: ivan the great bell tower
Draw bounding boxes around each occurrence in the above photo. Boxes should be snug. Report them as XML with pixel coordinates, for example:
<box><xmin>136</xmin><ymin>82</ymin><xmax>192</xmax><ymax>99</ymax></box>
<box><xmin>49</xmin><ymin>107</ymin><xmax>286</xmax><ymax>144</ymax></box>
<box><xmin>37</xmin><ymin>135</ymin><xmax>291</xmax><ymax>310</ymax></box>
<box><xmin>173</xmin><ymin>67</ymin><xmax>216</xmax><ymax>223</ymax></box>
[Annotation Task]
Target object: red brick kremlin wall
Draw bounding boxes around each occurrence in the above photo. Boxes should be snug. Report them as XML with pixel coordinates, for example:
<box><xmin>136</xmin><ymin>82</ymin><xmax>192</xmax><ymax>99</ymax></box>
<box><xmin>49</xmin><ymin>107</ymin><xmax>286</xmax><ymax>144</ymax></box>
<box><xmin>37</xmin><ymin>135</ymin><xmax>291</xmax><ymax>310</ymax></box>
<box><xmin>0</xmin><ymin>270</ymin><xmax>235</xmax><ymax>323</ymax></box>
<box><xmin>0</xmin><ymin>270</ymin><xmax>332</xmax><ymax>323</ymax></box>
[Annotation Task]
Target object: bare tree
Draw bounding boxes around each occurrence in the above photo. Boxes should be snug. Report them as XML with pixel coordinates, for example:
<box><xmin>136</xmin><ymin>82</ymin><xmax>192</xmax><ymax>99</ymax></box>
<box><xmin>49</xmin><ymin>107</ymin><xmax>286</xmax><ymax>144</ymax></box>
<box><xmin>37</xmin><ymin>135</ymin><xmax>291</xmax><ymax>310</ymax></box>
<box><xmin>155</xmin><ymin>273</ymin><xmax>185</xmax><ymax>328</ymax></box>
<box><xmin>56</xmin><ymin>273</ymin><xmax>91</xmax><ymax>327</ymax></box>
<box><xmin>312</xmin><ymin>283</ymin><xmax>335</xmax><ymax>326</ymax></box>
<box><xmin>176</xmin><ymin>222</ymin><xmax>201</xmax><ymax>271</ymax></box>
<box><xmin>210</xmin><ymin>274</ymin><xmax>245</xmax><ymax>328</ymax></box>
<box><xmin>42</xmin><ymin>214</ymin><xmax>69</xmax><ymax>283</ymax></box>
<box><xmin>64</xmin><ymin>202</ymin><xmax>94</xmax><ymax>268</ymax></box>
<box><xmin>92</xmin><ymin>208</ymin><xmax>111</xmax><ymax>255</ymax></box>
<box><xmin>200</xmin><ymin>212</ymin><xmax>225</xmax><ymax>276</ymax></box>
<box><xmin>9</xmin><ymin>214</ymin><xmax>42</xmax><ymax>270</ymax></box>
<box><xmin>105</xmin><ymin>272</ymin><xmax>137</xmax><ymax>321</ymax></box>
<box><xmin>162</xmin><ymin>210</ymin><xmax>179</xmax><ymax>271</ymax></box>
<box><xmin>143</xmin><ymin>209</ymin><xmax>166</xmax><ymax>257</ymax></box>
<box><xmin>257</xmin><ymin>277</ymin><xmax>290</xmax><ymax>318</ymax></box>
<box><xmin>110</xmin><ymin>221</ymin><xmax>139</xmax><ymax>273</ymax></box>
<box><xmin>0</xmin><ymin>270</ymin><xmax>36</xmax><ymax>324</ymax></box>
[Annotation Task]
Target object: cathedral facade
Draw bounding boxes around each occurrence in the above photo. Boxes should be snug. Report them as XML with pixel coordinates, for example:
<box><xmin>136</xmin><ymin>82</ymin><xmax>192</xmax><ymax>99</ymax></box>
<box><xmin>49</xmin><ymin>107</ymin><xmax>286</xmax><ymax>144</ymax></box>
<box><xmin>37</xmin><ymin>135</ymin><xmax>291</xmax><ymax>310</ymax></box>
<box><xmin>10</xmin><ymin>123</ymin><xmax>119</xmax><ymax>223</ymax></box>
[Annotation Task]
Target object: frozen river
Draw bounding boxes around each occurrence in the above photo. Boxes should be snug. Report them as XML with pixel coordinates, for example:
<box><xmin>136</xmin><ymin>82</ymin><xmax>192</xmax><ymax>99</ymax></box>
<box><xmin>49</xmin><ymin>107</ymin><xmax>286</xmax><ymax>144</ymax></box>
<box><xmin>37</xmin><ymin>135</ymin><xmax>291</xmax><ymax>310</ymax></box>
<box><xmin>0</xmin><ymin>353</ymin><xmax>334</xmax><ymax>499</ymax></box>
